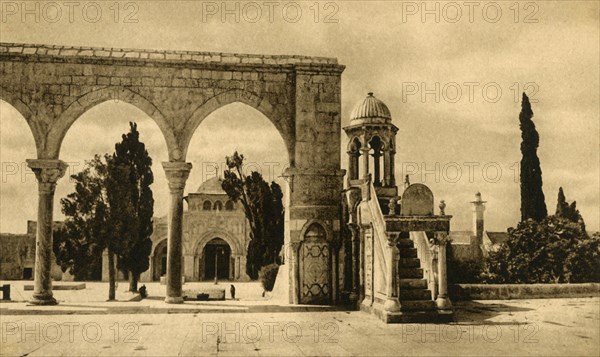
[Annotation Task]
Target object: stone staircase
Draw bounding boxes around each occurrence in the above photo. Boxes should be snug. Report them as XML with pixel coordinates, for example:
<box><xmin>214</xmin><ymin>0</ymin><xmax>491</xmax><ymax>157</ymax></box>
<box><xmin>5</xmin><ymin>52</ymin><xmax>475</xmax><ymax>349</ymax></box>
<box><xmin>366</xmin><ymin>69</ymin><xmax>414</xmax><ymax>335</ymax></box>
<box><xmin>381</xmin><ymin>237</ymin><xmax>436</xmax><ymax>322</ymax></box>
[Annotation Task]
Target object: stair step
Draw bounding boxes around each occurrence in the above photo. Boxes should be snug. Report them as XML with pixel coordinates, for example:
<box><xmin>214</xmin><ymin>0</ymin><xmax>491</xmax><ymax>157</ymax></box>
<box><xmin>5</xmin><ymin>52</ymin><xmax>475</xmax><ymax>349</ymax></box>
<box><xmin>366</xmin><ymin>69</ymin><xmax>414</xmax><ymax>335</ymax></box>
<box><xmin>399</xmin><ymin>278</ymin><xmax>428</xmax><ymax>289</ymax></box>
<box><xmin>400</xmin><ymin>289</ymin><xmax>432</xmax><ymax>300</ymax></box>
<box><xmin>401</xmin><ymin>300</ymin><xmax>436</xmax><ymax>311</ymax></box>
<box><xmin>399</xmin><ymin>257</ymin><xmax>421</xmax><ymax>268</ymax></box>
<box><xmin>399</xmin><ymin>268</ymin><xmax>423</xmax><ymax>278</ymax></box>
<box><xmin>397</xmin><ymin>239</ymin><xmax>414</xmax><ymax>248</ymax></box>
<box><xmin>402</xmin><ymin>248</ymin><xmax>418</xmax><ymax>258</ymax></box>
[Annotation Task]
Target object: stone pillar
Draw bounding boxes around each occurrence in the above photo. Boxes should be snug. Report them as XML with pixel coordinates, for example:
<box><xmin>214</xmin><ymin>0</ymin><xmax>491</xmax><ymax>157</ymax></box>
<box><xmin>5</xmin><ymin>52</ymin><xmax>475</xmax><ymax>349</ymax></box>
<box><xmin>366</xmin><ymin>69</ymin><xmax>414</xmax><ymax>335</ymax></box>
<box><xmin>358</xmin><ymin>226</ymin><xmax>365</xmax><ymax>303</ymax></box>
<box><xmin>288</xmin><ymin>242</ymin><xmax>301</xmax><ymax>304</ymax></box>
<box><xmin>349</xmin><ymin>225</ymin><xmax>360</xmax><ymax>302</ymax></box>
<box><xmin>361</xmin><ymin>148</ymin><xmax>369</xmax><ymax>180</ymax></box>
<box><xmin>162</xmin><ymin>162</ymin><xmax>192</xmax><ymax>304</ymax></box>
<box><xmin>383</xmin><ymin>234</ymin><xmax>400</xmax><ymax>312</ymax></box>
<box><xmin>471</xmin><ymin>192</ymin><xmax>486</xmax><ymax>260</ymax></box>
<box><xmin>348</xmin><ymin>151</ymin><xmax>358</xmax><ymax>181</ymax></box>
<box><xmin>372</xmin><ymin>149</ymin><xmax>381</xmax><ymax>186</ymax></box>
<box><xmin>183</xmin><ymin>254</ymin><xmax>194</xmax><ymax>281</ymax></box>
<box><xmin>389</xmin><ymin>151</ymin><xmax>396</xmax><ymax>187</ymax></box>
<box><xmin>383</xmin><ymin>149</ymin><xmax>391</xmax><ymax>186</ymax></box>
<box><xmin>26</xmin><ymin>159</ymin><xmax>68</xmax><ymax>305</ymax></box>
<box><xmin>435</xmin><ymin>232</ymin><xmax>452</xmax><ymax>313</ymax></box>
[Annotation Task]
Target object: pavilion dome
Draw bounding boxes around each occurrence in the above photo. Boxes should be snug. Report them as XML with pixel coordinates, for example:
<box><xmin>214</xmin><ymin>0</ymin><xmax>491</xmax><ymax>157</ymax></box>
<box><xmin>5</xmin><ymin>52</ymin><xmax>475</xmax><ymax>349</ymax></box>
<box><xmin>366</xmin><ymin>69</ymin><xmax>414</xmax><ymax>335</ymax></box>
<box><xmin>350</xmin><ymin>92</ymin><xmax>392</xmax><ymax>124</ymax></box>
<box><xmin>196</xmin><ymin>177</ymin><xmax>225</xmax><ymax>195</ymax></box>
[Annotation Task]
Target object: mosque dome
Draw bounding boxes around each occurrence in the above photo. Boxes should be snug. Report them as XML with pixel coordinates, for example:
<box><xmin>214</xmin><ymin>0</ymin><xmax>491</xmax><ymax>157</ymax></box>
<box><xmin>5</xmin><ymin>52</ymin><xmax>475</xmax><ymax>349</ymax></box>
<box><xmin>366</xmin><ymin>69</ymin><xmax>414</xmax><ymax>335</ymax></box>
<box><xmin>196</xmin><ymin>177</ymin><xmax>225</xmax><ymax>194</ymax></box>
<box><xmin>350</xmin><ymin>92</ymin><xmax>392</xmax><ymax>124</ymax></box>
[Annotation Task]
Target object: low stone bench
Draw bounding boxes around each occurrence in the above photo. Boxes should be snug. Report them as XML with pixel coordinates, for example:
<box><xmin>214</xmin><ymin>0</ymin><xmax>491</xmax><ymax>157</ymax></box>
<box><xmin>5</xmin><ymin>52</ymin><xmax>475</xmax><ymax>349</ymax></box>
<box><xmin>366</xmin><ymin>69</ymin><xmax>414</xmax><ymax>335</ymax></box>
<box><xmin>24</xmin><ymin>283</ymin><xmax>86</xmax><ymax>291</ymax></box>
<box><xmin>450</xmin><ymin>283</ymin><xmax>600</xmax><ymax>300</ymax></box>
<box><xmin>183</xmin><ymin>288</ymin><xmax>225</xmax><ymax>301</ymax></box>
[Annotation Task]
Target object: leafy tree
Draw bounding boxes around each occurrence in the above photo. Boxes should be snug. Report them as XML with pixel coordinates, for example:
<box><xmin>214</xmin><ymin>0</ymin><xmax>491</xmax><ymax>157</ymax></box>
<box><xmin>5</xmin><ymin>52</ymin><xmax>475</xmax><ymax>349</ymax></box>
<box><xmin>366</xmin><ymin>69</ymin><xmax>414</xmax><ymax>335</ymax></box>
<box><xmin>54</xmin><ymin>155</ymin><xmax>115</xmax><ymax>295</ymax></box>
<box><xmin>483</xmin><ymin>216</ymin><xmax>598</xmax><ymax>283</ymax></box>
<box><xmin>221</xmin><ymin>152</ymin><xmax>284</xmax><ymax>279</ymax></box>
<box><xmin>555</xmin><ymin>187</ymin><xmax>586</xmax><ymax>232</ymax></box>
<box><xmin>54</xmin><ymin>123</ymin><xmax>154</xmax><ymax>298</ymax></box>
<box><xmin>107</xmin><ymin>122</ymin><xmax>154</xmax><ymax>292</ymax></box>
<box><xmin>519</xmin><ymin>93</ymin><xmax>547</xmax><ymax>222</ymax></box>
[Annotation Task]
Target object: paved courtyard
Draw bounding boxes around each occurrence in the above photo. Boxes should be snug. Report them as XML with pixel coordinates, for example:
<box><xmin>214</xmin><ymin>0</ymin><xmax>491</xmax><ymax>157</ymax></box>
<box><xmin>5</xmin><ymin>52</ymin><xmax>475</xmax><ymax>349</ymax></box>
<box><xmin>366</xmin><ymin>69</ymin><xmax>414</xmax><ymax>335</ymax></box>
<box><xmin>0</xmin><ymin>281</ymin><xmax>598</xmax><ymax>356</ymax></box>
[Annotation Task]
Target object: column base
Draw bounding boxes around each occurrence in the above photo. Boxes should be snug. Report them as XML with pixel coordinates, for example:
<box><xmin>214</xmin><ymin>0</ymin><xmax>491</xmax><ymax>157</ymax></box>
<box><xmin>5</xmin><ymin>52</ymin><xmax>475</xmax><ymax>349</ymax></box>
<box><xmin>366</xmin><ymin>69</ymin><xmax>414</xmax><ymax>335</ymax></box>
<box><xmin>164</xmin><ymin>296</ymin><xmax>184</xmax><ymax>304</ymax></box>
<box><xmin>348</xmin><ymin>291</ymin><xmax>358</xmax><ymax>303</ymax></box>
<box><xmin>383</xmin><ymin>297</ymin><xmax>401</xmax><ymax>312</ymax></box>
<box><xmin>28</xmin><ymin>294</ymin><xmax>58</xmax><ymax>306</ymax></box>
<box><xmin>436</xmin><ymin>296</ymin><xmax>453</xmax><ymax>313</ymax></box>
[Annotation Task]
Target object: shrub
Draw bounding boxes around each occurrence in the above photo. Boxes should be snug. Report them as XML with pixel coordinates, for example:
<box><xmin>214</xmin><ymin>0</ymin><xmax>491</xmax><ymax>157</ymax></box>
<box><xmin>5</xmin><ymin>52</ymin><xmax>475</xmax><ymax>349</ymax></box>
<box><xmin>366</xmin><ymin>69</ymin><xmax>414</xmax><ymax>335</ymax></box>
<box><xmin>259</xmin><ymin>264</ymin><xmax>280</xmax><ymax>292</ymax></box>
<box><xmin>484</xmin><ymin>216</ymin><xmax>599</xmax><ymax>283</ymax></box>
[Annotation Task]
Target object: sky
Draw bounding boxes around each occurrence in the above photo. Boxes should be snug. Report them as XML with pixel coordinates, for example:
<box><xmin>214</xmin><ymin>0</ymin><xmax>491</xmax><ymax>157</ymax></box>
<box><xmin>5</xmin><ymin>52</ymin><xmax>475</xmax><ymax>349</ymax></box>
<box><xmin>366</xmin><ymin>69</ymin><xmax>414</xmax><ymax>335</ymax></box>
<box><xmin>0</xmin><ymin>1</ymin><xmax>598</xmax><ymax>234</ymax></box>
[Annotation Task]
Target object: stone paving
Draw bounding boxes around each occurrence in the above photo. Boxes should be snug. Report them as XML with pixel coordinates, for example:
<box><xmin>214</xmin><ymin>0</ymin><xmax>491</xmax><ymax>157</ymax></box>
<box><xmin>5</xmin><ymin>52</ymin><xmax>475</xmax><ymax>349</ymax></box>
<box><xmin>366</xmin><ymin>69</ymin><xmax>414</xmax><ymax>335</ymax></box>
<box><xmin>0</xmin><ymin>281</ymin><xmax>598</xmax><ymax>356</ymax></box>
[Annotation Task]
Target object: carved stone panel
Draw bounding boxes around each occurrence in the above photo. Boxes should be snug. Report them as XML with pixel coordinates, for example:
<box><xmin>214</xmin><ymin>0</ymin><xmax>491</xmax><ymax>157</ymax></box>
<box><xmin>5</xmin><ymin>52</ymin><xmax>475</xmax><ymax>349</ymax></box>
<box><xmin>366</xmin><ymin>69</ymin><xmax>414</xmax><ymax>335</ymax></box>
<box><xmin>364</xmin><ymin>227</ymin><xmax>373</xmax><ymax>302</ymax></box>
<box><xmin>300</xmin><ymin>223</ymin><xmax>331</xmax><ymax>304</ymax></box>
<box><xmin>401</xmin><ymin>183</ymin><xmax>434</xmax><ymax>216</ymax></box>
<box><xmin>301</xmin><ymin>242</ymin><xmax>330</xmax><ymax>304</ymax></box>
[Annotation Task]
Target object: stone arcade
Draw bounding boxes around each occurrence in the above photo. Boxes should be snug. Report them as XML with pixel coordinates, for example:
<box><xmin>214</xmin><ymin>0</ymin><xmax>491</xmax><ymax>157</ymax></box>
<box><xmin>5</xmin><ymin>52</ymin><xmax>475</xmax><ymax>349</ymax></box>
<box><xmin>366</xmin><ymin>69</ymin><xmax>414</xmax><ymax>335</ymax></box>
<box><xmin>0</xmin><ymin>43</ymin><xmax>344</xmax><ymax>306</ymax></box>
<box><xmin>0</xmin><ymin>43</ymin><xmax>453</xmax><ymax>322</ymax></box>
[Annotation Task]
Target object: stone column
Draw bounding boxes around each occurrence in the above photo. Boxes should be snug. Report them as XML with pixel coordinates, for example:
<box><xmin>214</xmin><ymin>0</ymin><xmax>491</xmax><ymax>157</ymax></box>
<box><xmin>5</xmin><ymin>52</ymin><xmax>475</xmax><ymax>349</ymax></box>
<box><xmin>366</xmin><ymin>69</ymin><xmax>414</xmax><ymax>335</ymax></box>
<box><xmin>26</xmin><ymin>159</ymin><xmax>68</xmax><ymax>305</ymax></box>
<box><xmin>183</xmin><ymin>254</ymin><xmax>194</xmax><ymax>281</ymax></box>
<box><xmin>383</xmin><ymin>149</ymin><xmax>391</xmax><ymax>186</ymax></box>
<box><xmin>162</xmin><ymin>162</ymin><xmax>192</xmax><ymax>304</ymax></box>
<box><xmin>347</xmin><ymin>151</ymin><xmax>357</xmax><ymax>181</ymax></box>
<box><xmin>372</xmin><ymin>150</ymin><xmax>381</xmax><ymax>186</ymax></box>
<box><xmin>361</xmin><ymin>147</ymin><xmax>369</xmax><ymax>180</ymax></box>
<box><xmin>435</xmin><ymin>232</ymin><xmax>452</xmax><ymax>313</ymax></box>
<box><xmin>289</xmin><ymin>242</ymin><xmax>301</xmax><ymax>304</ymax></box>
<box><xmin>471</xmin><ymin>192</ymin><xmax>486</xmax><ymax>260</ymax></box>
<box><xmin>348</xmin><ymin>224</ymin><xmax>360</xmax><ymax>302</ymax></box>
<box><xmin>383</xmin><ymin>234</ymin><xmax>401</xmax><ymax>312</ymax></box>
<box><xmin>389</xmin><ymin>150</ymin><xmax>396</xmax><ymax>187</ymax></box>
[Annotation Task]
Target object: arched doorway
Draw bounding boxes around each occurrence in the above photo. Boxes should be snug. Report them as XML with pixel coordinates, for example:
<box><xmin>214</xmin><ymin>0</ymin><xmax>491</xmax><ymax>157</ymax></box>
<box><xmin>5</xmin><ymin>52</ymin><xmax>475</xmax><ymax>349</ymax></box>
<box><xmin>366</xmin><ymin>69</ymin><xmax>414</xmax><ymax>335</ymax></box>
<box><xmin>201</xmin><ymin>238</ymin><xmax>232</xmax><ymax>281</ymax></box>
<box><xmin>153</xmin><ymin>240</ymin><xmax>168</xmax><ymax>281</ymax></box>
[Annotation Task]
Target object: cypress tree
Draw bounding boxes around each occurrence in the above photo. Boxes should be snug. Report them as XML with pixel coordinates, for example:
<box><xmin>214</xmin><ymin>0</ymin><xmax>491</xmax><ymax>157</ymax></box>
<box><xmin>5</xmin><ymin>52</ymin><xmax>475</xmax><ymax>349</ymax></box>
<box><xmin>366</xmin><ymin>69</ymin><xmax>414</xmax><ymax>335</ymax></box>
<box><xmin>519</xmin><ymin>93</ymin><xmax>547</xmax><ymax>221</ymax></box>
<box><xmin>556</xmin><ymin>187</ymin><xmax>568</xmax><ymax>218</ymax></box>
<box><xmin>107</xmin><ymin>122</ymin><xmax>154</xmax><ymax>292</ymax></box>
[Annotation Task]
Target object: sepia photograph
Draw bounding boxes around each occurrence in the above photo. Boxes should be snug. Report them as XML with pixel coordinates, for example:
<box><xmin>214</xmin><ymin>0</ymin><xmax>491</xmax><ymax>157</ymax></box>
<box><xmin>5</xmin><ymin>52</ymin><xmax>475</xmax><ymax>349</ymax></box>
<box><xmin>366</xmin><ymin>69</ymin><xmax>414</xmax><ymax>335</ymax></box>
<box><xmin>0</xmin><ymin>1</ymin><xmax>598</xmax><ymax>356</ymax></box>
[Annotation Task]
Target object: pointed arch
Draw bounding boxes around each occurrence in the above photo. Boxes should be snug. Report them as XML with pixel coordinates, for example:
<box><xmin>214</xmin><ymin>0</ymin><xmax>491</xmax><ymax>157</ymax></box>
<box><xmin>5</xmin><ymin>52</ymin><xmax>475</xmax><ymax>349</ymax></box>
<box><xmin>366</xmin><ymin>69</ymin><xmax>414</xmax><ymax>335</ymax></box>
<box><xmin>0</xmin><ymin>96</ymin><xmax>42</xmax><ymax>155</ymax></box>
<box><xmin>180</xmin><ymin>89</ymin><xmax>294</xmax><ymax>164</ymax></box>
<box><xmin>46</xmin><ymin>87</ymin><xmax>179</xmax><ymax>160</ymax></box>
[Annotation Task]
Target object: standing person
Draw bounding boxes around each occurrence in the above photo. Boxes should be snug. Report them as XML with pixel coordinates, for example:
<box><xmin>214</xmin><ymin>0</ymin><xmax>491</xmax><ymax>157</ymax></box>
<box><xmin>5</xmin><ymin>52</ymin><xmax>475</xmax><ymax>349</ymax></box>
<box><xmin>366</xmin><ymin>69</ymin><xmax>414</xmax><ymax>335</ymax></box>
<box><xmin>230</xmin><ymin>284</ymin><xmax>236</xmax><ymax>300</ymax></box>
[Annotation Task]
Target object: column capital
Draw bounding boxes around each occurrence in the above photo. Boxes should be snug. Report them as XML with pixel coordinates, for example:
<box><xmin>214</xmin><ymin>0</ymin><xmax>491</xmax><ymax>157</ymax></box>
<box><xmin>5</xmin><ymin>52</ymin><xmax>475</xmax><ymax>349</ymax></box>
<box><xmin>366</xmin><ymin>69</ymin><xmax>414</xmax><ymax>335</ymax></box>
<box><xmin>433</xmin><ymin>231</ymin><xmax>450</xmax><ymax>246</ymax></box>
<box><xmin>26</xmin><ymin>159</ymin><xmax>68</xmax><ymax>192</ymax></box>
<box><xmin>162</xmin><ymin>162</ymin><xmax>192</xmax><ymax>193</ymax></box>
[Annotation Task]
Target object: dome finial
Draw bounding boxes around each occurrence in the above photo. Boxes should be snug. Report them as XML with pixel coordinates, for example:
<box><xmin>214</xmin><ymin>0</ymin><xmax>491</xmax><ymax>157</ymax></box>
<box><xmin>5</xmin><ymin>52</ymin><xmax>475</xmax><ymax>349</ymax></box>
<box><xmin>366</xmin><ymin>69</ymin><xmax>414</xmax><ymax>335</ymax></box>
<box><xmin>368</xmin><ymin>92</ymin><xmax>374</xmax><ymax>96</ymax></box>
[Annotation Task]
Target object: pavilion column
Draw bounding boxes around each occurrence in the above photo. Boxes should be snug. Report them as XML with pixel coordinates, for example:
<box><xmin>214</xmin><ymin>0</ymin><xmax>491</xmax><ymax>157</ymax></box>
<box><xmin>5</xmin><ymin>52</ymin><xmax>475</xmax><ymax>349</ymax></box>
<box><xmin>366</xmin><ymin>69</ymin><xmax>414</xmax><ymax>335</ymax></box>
<box><xmin>26</xmin><ymin>159</ymin><xmax>68</xmax><ymax>306</ymax></box>
<box><xmin>347</xmin><ymin>151</ymin><xmax>358</xmax><ymax>181</ymax></box>
<box><xmin>389</xmin><ymin>150</ymin><xmax>396</xmax><ymax>187</ymax></box>
<box><xmin>435</xmin><ymin>231</ymin><xmax>452</xmax><ymax>313</ymax></box>
<box><xmin>361</xmin><ymin>148</ymin><xmax>369</xmax><ymax>180</ymax></box>
<box><xmin>383</xmin><ymin>233</ymin><xmax>401</xmax><ymax>312</ymax></box>
<box><xmin>372</xmin><ymin>150</ymin><xmax>381</xmax><ymax>186</ymax></box>
<box><xmin>383</xmin><ymin>149</ymin><xmax>391</xmax><ymax>186</ymax></box>
<box><xmin>162</xmin><ymin>162</ymin><xmax>192</xmax><ymax>304</ymax></box>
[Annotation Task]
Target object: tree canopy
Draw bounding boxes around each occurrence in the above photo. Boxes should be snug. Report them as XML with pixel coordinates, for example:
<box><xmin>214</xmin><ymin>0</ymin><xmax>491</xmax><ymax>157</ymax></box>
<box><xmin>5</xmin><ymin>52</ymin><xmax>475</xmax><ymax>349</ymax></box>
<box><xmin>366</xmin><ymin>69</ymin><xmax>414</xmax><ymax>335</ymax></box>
<box><xmin>54</xmin><ymin>122</ymin><xmax>154</xmax><ymax>296</ymax></box>
<box><xmin>221</xmin><ymin>151</ymin><xmax>284</xmax><ymax>279</ymax></box>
